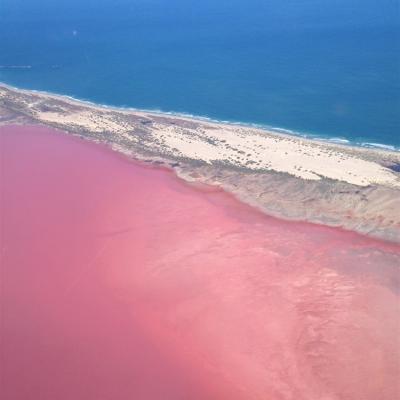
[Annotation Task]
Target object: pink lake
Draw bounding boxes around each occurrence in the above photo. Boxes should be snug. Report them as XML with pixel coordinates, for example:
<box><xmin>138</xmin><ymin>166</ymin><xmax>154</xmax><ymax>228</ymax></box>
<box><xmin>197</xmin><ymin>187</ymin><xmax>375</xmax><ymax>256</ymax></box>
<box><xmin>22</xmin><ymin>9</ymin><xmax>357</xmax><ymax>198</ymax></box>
<box><xmin>1</xmin><ymin>125</ymin><xmax>399</xmax><ymax>400</ymax></box>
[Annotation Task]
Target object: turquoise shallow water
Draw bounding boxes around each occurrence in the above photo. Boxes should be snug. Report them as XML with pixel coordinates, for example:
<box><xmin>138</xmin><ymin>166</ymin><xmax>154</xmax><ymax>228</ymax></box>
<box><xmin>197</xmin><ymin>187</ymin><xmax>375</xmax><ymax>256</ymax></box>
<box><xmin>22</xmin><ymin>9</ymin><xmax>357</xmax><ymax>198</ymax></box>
<box><xmin>1</xmin><ymin>0</ymin><xmax>399</xmax><ymax>148</ymax></box>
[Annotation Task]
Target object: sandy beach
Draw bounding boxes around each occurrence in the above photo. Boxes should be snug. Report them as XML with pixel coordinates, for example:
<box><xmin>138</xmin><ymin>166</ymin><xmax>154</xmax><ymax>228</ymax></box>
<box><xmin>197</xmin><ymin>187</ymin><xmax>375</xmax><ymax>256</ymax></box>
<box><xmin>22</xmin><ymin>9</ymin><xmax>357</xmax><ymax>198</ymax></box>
<box><xmin>1</xmin><ymin>83</ymin><xmax>400</xmax><ymax>242</ymax></box>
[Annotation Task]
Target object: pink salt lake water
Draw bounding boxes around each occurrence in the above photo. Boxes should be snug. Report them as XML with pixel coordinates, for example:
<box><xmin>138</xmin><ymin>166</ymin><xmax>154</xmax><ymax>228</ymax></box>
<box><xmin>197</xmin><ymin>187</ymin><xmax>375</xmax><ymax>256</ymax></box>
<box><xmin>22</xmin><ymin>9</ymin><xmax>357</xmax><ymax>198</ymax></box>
<box><xmin>1</xmin><ymin>125</ymin><xmax>399</xmax><ymax>400</ymax></box>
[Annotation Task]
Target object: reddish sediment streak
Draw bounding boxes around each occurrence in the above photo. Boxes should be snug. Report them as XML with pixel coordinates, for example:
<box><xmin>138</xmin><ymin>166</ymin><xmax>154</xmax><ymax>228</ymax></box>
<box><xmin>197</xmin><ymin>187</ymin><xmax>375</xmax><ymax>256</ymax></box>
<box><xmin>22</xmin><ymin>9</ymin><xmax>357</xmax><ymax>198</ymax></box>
<box><xmin>1</xmin><ymin>125</ymin><xmax>399</xmax><ymax>400</ymax></box>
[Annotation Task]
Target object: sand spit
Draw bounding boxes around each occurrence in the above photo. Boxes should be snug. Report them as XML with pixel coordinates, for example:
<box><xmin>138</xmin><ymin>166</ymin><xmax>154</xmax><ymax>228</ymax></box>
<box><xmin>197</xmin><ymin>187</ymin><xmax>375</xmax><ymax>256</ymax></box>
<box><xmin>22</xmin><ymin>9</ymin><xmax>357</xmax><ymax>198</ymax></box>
<box><xmin>1</xmin><ymin>83</ymin><xmax>400</xmax><ymax>242</ymax></box>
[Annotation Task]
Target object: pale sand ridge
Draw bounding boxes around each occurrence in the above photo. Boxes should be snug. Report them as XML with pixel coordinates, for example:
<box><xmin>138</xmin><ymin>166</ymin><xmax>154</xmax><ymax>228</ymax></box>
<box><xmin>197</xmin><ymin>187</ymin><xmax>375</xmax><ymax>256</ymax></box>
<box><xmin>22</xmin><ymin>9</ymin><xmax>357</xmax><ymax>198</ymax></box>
<box><xmin>1</xmin><ymin>83</ymin><xmax>400</xmax><ymax>242</ymax></box>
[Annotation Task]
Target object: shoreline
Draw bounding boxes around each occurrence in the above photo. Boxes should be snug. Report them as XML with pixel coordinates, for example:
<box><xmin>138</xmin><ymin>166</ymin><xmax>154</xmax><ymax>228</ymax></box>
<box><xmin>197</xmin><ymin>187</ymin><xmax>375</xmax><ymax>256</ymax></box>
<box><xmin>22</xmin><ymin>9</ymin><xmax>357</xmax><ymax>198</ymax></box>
<box><xmin>1</xmin><ymin>81</ymin><xmax>399</xmax><ymax>154</ymax></box>
<box><xmin>15</xmin><ymin>123</ymin><xmax>400</xmax><ymax>252</ymax></box>
<box><xmin>1</xmin><ymin>82</ymin><xmax>400</xmax><ymax>243</ymax></box>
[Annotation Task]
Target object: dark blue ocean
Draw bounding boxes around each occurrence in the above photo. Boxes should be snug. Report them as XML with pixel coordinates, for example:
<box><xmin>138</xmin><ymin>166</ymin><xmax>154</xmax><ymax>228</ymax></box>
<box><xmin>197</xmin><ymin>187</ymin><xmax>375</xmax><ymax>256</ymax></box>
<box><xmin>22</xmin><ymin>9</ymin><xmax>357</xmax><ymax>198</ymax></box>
<box><xmin>1</xmin><ymin>0</ymin><xmax>399</xmax><ymax>148</ymax></box>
